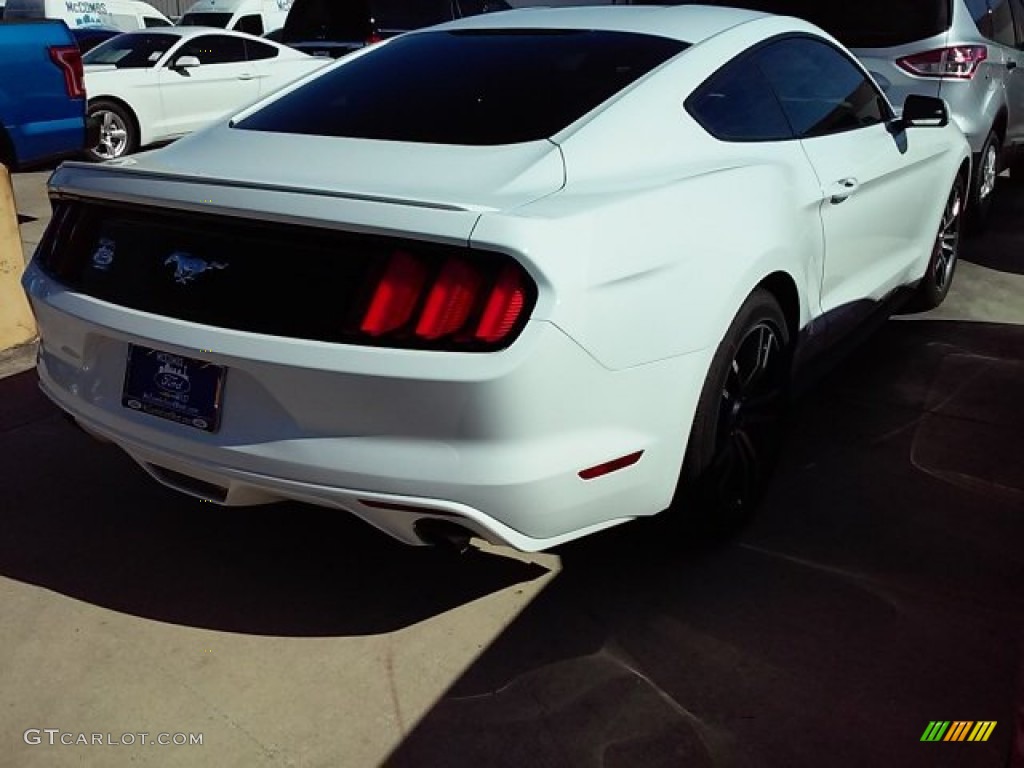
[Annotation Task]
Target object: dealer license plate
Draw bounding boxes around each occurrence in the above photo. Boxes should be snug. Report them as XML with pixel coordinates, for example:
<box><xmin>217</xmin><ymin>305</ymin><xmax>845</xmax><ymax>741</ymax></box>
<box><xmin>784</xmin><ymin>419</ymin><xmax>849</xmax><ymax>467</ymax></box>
<box><xmin>122</xmin><ymin>345</ymin><xmax>226</xmax><ymax>432</ymax></box>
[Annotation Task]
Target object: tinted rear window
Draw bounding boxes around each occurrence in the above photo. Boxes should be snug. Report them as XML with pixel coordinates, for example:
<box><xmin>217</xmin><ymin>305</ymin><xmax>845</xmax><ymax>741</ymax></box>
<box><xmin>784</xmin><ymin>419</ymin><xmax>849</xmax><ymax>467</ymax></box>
<box><xmin>671</xmin><ymin>0</ymin><xmax>951</xmax><ymax>48</ymax></box>
<box><xmin>236</xmin><ymin>29</ymin><xmax>687</xmax><ymax>145</ymax></box>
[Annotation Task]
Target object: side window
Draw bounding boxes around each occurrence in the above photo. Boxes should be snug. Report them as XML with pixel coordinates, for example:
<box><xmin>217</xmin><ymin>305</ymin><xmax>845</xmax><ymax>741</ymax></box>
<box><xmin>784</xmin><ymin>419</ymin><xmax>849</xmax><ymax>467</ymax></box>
<box><xmin>989</xmin><ymin>0</ymin><xmax>1017</xmax><ymax>45</ymax></box>
<box><xmin>686</xmin><ymin>55</ymin><xmax>792</xmax><ymax>142</ymax></box>
<box><xmin>966</xmin><ymin>0</ymin><xmax>992</xmax><ymax>36</ymax></box>
<box><xmin>176</xmin><ymin>35</ymin><xmax>247</xmax><ymax>65</ymax></box>
<box><xmin>234</xmin><ymin>14</ymin><xmax>264</xmax><ymax>35</ymax></box>
<box><xmin>144</xmin><ymin>16</ymin><xmax>171</xmax><ymax>27</ymax></box>
<box><xmin>245</xmin><ymin>39</ymin><xmax>280</xmax><ymax>61</ymax></box>
<box><xmin>754</xmin><ymin>37</ymin><xmax>890</xmax><ymax>139</ymax></box>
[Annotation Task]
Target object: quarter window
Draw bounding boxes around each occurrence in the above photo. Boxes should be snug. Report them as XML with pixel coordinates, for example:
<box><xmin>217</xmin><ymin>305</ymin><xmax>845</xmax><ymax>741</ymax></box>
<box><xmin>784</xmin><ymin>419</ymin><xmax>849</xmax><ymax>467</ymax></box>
<box><xmin>245</xmin><ymin>39</ymin><xmax>279</xmax><ymax>60</ymax></box>
<box><xmin>687</xmin><ymin>58</ymin><xmax>792</xmax><ymax>142</ymax></box>
<box><xmin>754</xmin><ymin>37</ymin><xmax>890</xmax><ymax>138</ymax></box>
<box><xmin>176</xmin><ymin>35</ymin><xmax>247</xmax><ymax>65</ymax></box>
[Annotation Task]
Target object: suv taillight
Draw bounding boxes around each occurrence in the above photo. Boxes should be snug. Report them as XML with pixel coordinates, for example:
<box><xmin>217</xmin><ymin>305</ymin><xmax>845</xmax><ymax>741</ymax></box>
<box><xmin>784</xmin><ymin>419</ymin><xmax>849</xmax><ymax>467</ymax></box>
<box><xmin>896</xmin><ymin>45</ymin><xmax>987</xmax><ymax>79</ymax></box>
<box><xmin>353</xmin><ymin>250</ymin><xmax>533</xmax><ymax>350</ymax></box>
<box><xmin>48</xmin><ymin>45</ymin><xmax>86</xmax><ymax>98</ymax></box>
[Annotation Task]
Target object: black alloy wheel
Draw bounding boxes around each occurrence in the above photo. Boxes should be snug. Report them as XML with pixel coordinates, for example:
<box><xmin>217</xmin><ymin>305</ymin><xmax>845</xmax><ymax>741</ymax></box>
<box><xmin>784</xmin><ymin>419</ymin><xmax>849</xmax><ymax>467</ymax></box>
<box><xmin>674</xmin><ymin>289</ymin><xmax>791</xmax><ymax>534</ymax></box>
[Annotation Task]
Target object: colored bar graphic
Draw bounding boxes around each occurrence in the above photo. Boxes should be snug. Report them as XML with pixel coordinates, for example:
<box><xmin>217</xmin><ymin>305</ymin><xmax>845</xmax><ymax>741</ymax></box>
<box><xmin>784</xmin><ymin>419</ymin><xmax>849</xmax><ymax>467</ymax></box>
<box><xmin>921</xmin><ymin>721</ymin><xmax>996</xmax><ymax>742</ymax></box>
<box><xmin>944</xmin><ymin>722</ymin><xmax>973</xmax><ymax>741</ymax></box>
<box><xmin>921</xmin><ymin>721</ymin><xmax>950</xmax><ymax>742</ymax></box>
<box><xmin>968</xmin><ymin>722</ymin><xmax>997</xmax><ymax>742</ymax></box>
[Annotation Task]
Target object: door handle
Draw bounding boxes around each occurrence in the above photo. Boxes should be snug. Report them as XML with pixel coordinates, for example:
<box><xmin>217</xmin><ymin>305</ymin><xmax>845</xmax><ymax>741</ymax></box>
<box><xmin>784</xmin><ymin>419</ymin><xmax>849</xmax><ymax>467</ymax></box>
<box><xmin>1007</xmin><ymin>60</ymin><xmax>1018</xmax><ymax>70</ymax></box>
<box><xmin>826</xmin><ymin>177</ymin><xmax>860</xmax><ymax>204</ymax></box>
<box><xmin>237</xmin><ymin>72</ymin><xmax>256</xmax><ymax>80</ymax></box>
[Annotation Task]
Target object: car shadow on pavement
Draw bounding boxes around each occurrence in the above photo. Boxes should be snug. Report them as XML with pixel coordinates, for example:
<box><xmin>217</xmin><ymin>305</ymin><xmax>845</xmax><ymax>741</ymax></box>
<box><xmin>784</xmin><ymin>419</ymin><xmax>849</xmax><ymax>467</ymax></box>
<box><xmin>0</xmin><ymin>371</ymin><xmax>549</xmax><ymax>637</ymax></box>
<box><xmin>386</xmin><ymin>318</ymin><xmax>1024</xmax><ymax>768</ymax></box>
<box><xmin>964</xmin><ymin>176</ymin><xmax>1024</xmax><ymax>276</ymax></box>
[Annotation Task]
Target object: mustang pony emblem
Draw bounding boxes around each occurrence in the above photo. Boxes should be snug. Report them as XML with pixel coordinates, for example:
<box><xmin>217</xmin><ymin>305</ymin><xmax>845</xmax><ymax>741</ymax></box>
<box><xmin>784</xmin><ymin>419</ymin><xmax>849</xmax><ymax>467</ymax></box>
<box><xmin>164</xmin><ymin>252</ymin><xmax>228</xmax><ymax>284</ymax></box>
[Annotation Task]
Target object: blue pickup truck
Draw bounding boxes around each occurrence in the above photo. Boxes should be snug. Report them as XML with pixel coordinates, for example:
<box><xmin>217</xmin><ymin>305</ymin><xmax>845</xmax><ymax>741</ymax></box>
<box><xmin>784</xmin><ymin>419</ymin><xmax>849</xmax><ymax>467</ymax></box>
<box><xmin>0</xmin><ymin>19</ymin><xmax>93</xmax><ymax>169</ymax></box>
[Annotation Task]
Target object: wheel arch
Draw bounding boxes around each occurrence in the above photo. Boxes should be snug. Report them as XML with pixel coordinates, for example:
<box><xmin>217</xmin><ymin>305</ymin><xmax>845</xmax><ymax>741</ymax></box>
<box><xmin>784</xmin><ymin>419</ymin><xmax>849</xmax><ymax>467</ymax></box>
<box><xmin>755</xmin><ymin>271</ymin><xmax>800</xmax><ymax>345</ymax></box>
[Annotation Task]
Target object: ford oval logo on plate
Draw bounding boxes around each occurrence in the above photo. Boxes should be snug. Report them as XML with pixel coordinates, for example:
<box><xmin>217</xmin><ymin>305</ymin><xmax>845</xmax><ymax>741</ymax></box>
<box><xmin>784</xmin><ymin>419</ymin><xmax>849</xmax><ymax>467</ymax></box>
<box><xmin>155</xmin><ymin>371</ymin><xmax>191</xmax><ymax>395</ymax></box>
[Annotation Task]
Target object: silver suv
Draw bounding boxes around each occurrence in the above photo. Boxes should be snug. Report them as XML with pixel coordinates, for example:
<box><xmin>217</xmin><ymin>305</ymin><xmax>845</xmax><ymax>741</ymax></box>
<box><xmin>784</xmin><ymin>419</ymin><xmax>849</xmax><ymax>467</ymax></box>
<box><xmin>671</xmin><ymin>0</ymin><xmax>1024</xmax><ymax>230</ymax></box>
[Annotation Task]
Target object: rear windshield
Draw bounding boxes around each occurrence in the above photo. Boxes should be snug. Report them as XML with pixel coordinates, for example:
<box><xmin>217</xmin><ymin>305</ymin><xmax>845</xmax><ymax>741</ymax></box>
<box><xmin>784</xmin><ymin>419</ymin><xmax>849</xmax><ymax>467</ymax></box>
<box><xmin>180</xmin><ymin>12</ymin><xmax>234</xmax><ymax>27</ymax></box>
<box><xmin>680</xmin><ymin>0</ymin><xmax>951</xmax><ymax>48</ymax></box>
<box><xmin>236</xmin><ymin>29</ymin><xmax>687</xmax><ymax>145</ymax></box>
<box><xmin>83</xmin><ymin>32</ymin><xmax>178</xmax><ymax>67</ymax></box>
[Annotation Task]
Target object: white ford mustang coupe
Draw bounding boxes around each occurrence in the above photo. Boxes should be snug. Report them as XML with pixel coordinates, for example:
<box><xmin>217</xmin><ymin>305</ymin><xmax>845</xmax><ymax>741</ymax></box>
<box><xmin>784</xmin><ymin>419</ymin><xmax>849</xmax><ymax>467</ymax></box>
<box><xmin>82</xmin><ymin>26</ymin><xmax>327</xmax><ymax>160</ymax></box>
<box><xmin>25</xmin><ymin>6</ymin><xmax>970</xmax><ymax>551</ymax></box>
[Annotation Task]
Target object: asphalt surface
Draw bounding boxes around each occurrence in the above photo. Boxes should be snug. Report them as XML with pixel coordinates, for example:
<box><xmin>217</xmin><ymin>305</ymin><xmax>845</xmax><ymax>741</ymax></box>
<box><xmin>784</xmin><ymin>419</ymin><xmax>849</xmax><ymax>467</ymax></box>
<box><xmin>1</xmin><ymin>169</ymin><xmax>1022</xmax><ymax>768</ymax></box>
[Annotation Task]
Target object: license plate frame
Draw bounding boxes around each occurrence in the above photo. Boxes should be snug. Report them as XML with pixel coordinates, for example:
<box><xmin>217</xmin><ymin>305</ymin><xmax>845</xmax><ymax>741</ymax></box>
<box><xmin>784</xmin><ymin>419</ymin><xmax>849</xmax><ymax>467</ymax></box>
<box><xmin>122</xmin><ymin>345</ymin><xmax>226</xmax><ymax>433</ymax></box>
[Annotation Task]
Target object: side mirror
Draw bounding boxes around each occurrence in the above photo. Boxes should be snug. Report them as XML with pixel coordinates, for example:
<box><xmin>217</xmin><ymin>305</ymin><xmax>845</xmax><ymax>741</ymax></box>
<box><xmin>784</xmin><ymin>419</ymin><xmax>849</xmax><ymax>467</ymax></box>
<box><xmin>173</xmin><ymin>55</ymin><xmax>201</xmax><ymax>70</ymax></box>
<box><xmin>899</xmin><ymin>94</ymin><xmax>949</xmax><ymax>128</ymax></box>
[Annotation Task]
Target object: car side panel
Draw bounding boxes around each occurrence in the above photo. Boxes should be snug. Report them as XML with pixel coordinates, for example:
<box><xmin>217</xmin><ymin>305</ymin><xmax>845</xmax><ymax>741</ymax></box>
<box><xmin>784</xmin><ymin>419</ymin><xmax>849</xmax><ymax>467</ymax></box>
<box><xmin>86</xmin><ymin>68</ymin><xmax>165</xmax><ymax>147</ymax></box>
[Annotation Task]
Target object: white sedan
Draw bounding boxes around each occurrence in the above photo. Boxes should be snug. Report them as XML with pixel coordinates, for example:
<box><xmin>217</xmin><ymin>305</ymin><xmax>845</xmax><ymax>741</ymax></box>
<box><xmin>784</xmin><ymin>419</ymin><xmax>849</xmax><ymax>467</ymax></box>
<box><xmin>82</xmin><ymin>26</ymin><xmax>327</xmax><ymax>160</ymax></box>
<box><xmin>25</xmin><ymin>6</ymin><xmax>969</xmax><ymax>551</ymax></box>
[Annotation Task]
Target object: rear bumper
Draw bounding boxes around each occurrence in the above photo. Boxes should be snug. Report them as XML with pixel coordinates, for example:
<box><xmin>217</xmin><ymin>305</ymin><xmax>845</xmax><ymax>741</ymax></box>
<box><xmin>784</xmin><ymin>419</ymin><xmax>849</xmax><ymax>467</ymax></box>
<box><xmin>25</xmin><ymin>264</ymin><xmax>711</xmax><ymax>551</ymax></box>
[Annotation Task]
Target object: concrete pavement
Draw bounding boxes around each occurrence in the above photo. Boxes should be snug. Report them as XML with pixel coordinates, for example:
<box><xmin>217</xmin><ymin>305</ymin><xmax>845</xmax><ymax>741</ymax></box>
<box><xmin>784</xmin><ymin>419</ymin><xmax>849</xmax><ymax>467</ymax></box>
<box><xmin>1</xmin><ymin>167</ymin><xmax>1022</xmax><ymax>767</ymax></box>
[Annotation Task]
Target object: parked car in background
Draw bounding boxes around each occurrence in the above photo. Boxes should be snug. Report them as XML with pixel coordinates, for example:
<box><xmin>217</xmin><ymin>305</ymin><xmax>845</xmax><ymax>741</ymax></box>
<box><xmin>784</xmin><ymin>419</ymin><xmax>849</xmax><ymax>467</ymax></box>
<box><xmin>82</xmin><ymin>26</ymin><xmax>327</xmax><ymax>160</ymax></box>
<box><xmin>179</xmin><ymin>0</ymin><xmax>292</xmax><ymax>36</ymax></box>
<box><xmin>4</xmin><ymin>0</ymin><xmax>172</xmax><ymax>31</ymax></box>
<box><xmin>0</xmin><ymin>19</ymin><xmax>92</xmax><ymax>168</ymax></box>
<box><xmin>668</xmin><ymin>0</ymin><xmax>1024</xmax><ymax>231</ymax></box>
<box><xmin>24</xmin><ymin>6</ymin><xmax>970</xmax><ymax>551</ymax></box>
<box><xmin>71</xmin><ymin>25</ymin><xmax>121</xmax><ymax>53</ymax></box>
<box><xmin>280</xmin><ymin>0</ymin><xmax>510</xmax><ymax>58</ymax></box>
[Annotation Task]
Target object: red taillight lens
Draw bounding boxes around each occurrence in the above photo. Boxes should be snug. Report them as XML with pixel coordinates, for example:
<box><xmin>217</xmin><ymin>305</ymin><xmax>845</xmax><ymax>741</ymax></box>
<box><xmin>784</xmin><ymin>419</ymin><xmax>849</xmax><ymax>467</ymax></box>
<box><xmin>353</xmin><ymin>250</ymin><xmax>533</xmax><ymax>350</ymax></box>
<box><xmin>416</xmin><ymin>259</ymin><xmax>482</xmax><ymax>340</ymax></box>
<box><xmin>475</xmin><ymin>265</ymin><xmax>526</xmax><ymax>344</ymax></box>
<box><xmin>49</xmin><ymin>45</ymin><xmax>86</xmax><ymax>99</ymax></box>
<box><xmin>360</xmin><ymin>250</ymin><xmax>429</xmax><ymax>336</ymax></box>
<box><xmin>896</xmin><ymin>45</ymin><xmax>987</xmax><ymax>79</ymax></box>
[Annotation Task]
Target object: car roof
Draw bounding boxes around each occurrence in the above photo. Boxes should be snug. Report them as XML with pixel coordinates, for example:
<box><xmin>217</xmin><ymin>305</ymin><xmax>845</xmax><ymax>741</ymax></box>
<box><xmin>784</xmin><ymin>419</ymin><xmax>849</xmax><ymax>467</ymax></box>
<box><xmin>113</xmin><ymin>25</ymin><xmax>279</xmax><ymax>42</ymax></box>
<box><xmin>432</xmin><ymin>4</ymin><xmax>773</xmax><ymax>44</ymax></box>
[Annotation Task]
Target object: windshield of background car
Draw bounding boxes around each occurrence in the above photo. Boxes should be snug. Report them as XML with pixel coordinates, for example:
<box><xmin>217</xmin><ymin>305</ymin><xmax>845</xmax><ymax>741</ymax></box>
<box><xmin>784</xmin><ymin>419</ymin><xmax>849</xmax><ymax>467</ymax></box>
<box><xmin>236</xmin><ymin>29</ymin><xmax>688</xmax><ymax>145</ymax></box>
<box><xmin>682</xmin><ymin>0</ymin><xmax>950</xmax><ymax>48</ymax></box>
<box><xmin>179</xmin><ymin>12</ymin><xmax>233</xmax><ymax>26</ymax></box>
<box><xmin>83</xmin><ymin>32</ymin><xmax>179</xmax><ymax>67</ymax></box>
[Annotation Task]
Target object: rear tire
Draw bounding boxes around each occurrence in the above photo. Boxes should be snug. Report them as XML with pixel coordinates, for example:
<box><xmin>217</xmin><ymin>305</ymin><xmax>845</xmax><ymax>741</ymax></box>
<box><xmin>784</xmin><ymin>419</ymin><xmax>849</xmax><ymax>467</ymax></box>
<box><xmin>907</xmin><ymin>172</ymin><xmax>965</xmax><ymax>312</ymax></box>
<box><xmin>672</xmin><ymin>289</ymin><xmax>791</xmax><ymax>535</ymax></box>
<box><xmin>966</xmin><ymin>129</ymin><xmax>1000</xmax><ymax>233</ymax></box>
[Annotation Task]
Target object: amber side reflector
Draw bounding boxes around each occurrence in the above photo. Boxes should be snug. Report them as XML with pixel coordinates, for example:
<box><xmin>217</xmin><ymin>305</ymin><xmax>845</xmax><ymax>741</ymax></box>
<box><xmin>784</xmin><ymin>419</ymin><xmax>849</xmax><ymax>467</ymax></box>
<box><xmin>578</xmin><ymin>451</ymin><xmax>644</xmax><ymax>480</ymax></box>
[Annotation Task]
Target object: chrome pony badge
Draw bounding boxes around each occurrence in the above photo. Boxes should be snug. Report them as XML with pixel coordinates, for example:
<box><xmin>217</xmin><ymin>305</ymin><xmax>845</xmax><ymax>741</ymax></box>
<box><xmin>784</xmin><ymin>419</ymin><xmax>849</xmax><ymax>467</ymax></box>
<box><xmin>91</xmin><ymin>238</ymin><xmax>116</xmax><ymax>271</ymax></box>
<box><xmin>164</xmin><ymin>252</ymin><xmax>228</xmax><ymax>285</ymax></box>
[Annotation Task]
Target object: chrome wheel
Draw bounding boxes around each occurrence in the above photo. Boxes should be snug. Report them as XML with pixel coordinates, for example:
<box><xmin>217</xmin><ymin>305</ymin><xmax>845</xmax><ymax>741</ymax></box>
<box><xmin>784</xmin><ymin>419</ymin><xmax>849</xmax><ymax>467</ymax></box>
<box><xmin>708</xmin><ymin>320</ymin><xmax>787</xmax><ymax>513</ymax></box>
<box><xmin>93</xmin><ymin>109</ymin><xmax>129</xmax><ymax>160</ymax></box>
<box><xmin>932</xmin><ymin>178</ymin><xmax>963</xmax><ymax>292</ymax></box>
<box><xmin>979</xmin><ymin>142</ymin><xmax>998</xmax><ymax>202</ymax></box>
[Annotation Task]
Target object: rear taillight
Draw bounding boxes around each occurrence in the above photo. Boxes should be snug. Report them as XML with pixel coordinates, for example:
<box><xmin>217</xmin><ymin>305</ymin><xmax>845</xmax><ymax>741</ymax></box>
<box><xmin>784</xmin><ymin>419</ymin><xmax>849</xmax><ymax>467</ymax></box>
<box><xmin>896</xmin><ymin>45</ymin><xmax>987</xmax><ymax>79</ymax></box>
<box><xmin>353</xmin><ymin>250</ymin><xmax>534</xmax><ymax>350</ymax></box>
<box><xmin>49</xmin><ymin>45</ymin><xmax>86</xmax><ymax>99</ymax></box>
